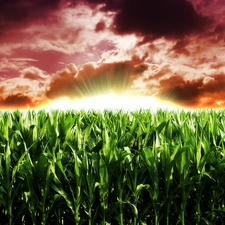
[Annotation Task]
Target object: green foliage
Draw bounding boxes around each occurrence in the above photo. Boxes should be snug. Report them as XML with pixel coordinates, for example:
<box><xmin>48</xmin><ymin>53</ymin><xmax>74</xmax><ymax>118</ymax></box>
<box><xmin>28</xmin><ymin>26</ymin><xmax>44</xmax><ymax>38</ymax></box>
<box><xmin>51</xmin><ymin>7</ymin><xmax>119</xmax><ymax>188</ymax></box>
<box><xmin>0</xmin><ymin>109</ymin><xmax>225</xmax><ymax>224</ymax></box>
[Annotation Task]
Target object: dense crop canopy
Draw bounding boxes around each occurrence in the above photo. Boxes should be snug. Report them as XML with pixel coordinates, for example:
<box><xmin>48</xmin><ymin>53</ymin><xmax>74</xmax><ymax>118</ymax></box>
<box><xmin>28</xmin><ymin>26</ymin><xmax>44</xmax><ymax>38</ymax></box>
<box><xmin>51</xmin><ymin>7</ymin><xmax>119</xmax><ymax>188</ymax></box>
<box><xmin>0</xmin><ymin>109</ymin><xmax>225</xmax><ymax>224</ymax></box>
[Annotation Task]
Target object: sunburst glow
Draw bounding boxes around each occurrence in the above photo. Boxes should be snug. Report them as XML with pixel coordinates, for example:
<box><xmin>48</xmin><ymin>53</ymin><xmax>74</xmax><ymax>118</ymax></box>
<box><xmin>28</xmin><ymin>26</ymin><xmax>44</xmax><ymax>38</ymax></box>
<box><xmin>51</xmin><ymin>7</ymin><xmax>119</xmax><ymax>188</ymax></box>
<box><xmin>44</xmin><ymin>94</ymin><xmax>177</xmax><ymax>111</ymax></box>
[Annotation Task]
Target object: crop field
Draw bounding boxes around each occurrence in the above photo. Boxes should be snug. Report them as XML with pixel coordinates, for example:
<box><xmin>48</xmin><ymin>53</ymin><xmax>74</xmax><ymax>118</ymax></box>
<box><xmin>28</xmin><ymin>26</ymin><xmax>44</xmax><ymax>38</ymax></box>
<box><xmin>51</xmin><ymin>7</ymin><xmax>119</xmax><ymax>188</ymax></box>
<box><xmin>0</xmin><ymin>109</ymin><xmax>225</xmax><ymax>225</ymax></box>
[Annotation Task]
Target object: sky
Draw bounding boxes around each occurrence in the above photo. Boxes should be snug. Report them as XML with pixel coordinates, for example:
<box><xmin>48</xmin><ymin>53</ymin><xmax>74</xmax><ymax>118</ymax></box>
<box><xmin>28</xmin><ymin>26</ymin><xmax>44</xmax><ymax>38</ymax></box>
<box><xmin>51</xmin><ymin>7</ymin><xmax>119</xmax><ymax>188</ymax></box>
<box><xmin>0</xmin><ymin>0</ymin><xmax>225</xmax><ymax>110</ymax></box>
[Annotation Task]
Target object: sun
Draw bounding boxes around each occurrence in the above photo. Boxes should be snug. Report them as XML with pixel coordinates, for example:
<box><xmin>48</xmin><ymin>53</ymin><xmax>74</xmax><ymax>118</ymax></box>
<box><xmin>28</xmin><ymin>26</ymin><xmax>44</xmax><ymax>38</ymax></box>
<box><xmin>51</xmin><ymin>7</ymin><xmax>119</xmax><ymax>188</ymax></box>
<box><xmin>44</xmin><ymin>93</ymin><xmax>177</xmax><ymax>111</ymax></box>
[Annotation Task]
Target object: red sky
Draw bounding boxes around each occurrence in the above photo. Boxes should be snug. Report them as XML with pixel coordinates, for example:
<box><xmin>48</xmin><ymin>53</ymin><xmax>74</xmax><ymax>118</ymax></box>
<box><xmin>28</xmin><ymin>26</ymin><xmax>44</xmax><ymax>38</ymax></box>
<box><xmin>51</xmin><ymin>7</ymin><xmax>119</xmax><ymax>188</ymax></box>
<box><xmin>0</xmin><ymin>0</ymin><xmax>225</xmax><ymax>109</ymax></box>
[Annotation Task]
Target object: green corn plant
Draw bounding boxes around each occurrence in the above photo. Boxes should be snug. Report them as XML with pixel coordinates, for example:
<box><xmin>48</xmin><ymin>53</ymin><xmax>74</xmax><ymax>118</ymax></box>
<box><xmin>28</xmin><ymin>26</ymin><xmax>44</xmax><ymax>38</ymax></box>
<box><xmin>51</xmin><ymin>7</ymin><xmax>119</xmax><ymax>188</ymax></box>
<box><xmin>0</xmin><ymin>109</ymin><xmax>225</xmax><ymax>224</ymax></box>
<box><xmin>80</xmin><ymin>120</ymin><xmax>99</xmax><ymax>225</ymax></box>
<box><xmin>22</xmin><ymin>139</ymin><xmax>59</xmax><ymax>225</ymax></box>
<box><xmin>0</xmin><ymin>116</ymin><xmax>39</xmax><ymax>224</ymax></box>
<box><xmin>160</xmin><ymin>142</ymin><xmax>180</xmax><ymax>225</ymax></box>
<box><xmin>81</xmin><ymin>150</ymin><xmax>99</xmax><ymax>225</ymax></box>
<box><xmin>113</xmin><ymin>113</ymin><xmax>137</xmax><ymax>224</ymax></box>
<box><xmin>51</xmin><ymin>140</ymin><xmax>83</xmax><ymax>224</ymax></box>
<box><xmin>98</xmin><ymin>157</ymin><xmax>109</xmax><ymax>225</ymax></box>
<box><xmin>98</xmin><ymin>118</ymin><xmax>110</xmax><ymax>224</ymax></box>
<box><xmin>4</xmin><ymin>142</ymin><xmax>13</xmax><ymax>225</ymax></box>
<box><xmin>175</xmin><ymin>146</ymin><xmax>194</xmax><ymax>225</ymax></box>
<box><xmin>142</xmin><ymin>144</ymin><xmax>160</xmax><ymax>225</ymax></box>
<box><xmin>116</xmin><ymin>147</ymin><xmax>132</xmax><ymax>225</ymax></box>
<box><xmin>0</xmin><ymin>114</ymin><xmax>24</xmax><ymax>225</ymax></box>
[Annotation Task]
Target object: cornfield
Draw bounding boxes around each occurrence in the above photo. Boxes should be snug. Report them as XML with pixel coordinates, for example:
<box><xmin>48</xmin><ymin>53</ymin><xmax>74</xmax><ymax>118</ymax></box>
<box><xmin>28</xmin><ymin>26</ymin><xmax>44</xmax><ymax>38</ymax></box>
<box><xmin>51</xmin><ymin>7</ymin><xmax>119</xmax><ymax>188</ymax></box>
<box><xmin>0</xmin><ymin>109</ymin><xmax>225</xmax><ymax>225</ymax></box>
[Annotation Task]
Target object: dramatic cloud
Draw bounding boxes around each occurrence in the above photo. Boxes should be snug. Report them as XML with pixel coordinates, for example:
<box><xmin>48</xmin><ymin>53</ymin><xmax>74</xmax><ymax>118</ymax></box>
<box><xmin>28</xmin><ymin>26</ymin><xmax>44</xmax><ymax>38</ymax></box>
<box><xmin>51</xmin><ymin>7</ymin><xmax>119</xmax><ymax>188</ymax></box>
<box><xmin>0</xmin><ymin>0</ymin><xmax>224</xmax><ymax>109</ymax></box>
<box><xmin>111</xmin><ymin>0</ymin><xmax>211</xmax><ymax>40</ymax></box>
<box><xmin>45</xmin><ymin>58</ymin><xmax>148</xmax><ymax>99</ymax></box>
<box><xmin>0</xmin><ymin>68</ymin><xmax>47</xmax><ymax>109</ymax></box>
<box><xmin>21</xmin><ymin>66</ymin><xmax>49</xmax><ymax>82</ymax></box>
<box><xmin>0</xmin><ymin>0</ymin><xmax>60</xmax><ymax>35</ymax></box>
<box><xmin>0</xmin><ymin>95</ymin><xmax>37</xmax><ymax>109</ymax></box>
<box><xmin>157</xmin><ymin>74</ymin><xmax>225</xmax><ymax>108</ymax></box>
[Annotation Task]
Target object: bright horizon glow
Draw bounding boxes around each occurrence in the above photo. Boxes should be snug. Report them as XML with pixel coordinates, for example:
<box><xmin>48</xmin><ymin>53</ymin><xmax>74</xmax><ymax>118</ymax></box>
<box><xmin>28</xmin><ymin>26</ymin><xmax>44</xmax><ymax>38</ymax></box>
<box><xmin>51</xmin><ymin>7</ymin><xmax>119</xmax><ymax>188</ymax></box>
<box><xmin>43</xmin><ymin>94</ymin><xmax>178</xmax><ymax>111</ymax></box>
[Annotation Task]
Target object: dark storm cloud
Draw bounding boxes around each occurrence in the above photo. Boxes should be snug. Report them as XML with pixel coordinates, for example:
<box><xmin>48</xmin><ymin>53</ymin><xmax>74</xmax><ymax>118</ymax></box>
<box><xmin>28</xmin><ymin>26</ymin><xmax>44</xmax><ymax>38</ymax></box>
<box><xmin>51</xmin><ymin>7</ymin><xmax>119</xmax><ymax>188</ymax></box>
<box><xmin>84</xmin><ymin>0</ymin><xmax>212</xmax><ymax>40</ymax></box>
<box><xmin>171</xmin><ymin>39</ymin><xmax>190</xmax><ymax>56</ymax></box>
<box><xmin>0</xmin><ymin>0</ymin><xmax>61</xmax><ymax>33</ymax></box>
<box><xmin>157</xmin><ymin>74</ymin><xmax>225</xmax><ymax>108</ymax></box>
<box><xmin>106</xmin><ymin>0</ymin><xmax>212</xmax><ymax>40</ymax></box>
<box><xmin>0</xmin><ymin>0</ymin><xmax>212</xmax><ymax>41</ymax></box>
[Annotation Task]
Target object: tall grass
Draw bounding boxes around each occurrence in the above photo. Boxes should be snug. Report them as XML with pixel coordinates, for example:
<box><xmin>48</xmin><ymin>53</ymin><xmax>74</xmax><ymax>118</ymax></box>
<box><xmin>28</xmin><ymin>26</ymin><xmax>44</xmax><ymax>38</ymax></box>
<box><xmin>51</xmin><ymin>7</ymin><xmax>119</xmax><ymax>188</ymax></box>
<box><xmin>0</xmin><ymin>109</ymin><xmax>225</xmax><ymax>224</ymax></box>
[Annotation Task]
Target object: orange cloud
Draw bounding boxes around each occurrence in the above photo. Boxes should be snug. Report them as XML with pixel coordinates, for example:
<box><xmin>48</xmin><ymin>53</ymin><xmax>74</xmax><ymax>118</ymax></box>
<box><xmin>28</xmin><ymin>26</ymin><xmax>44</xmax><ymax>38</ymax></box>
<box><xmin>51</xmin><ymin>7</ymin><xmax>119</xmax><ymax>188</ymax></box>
<box><xmin>21</xmin><ymin>66</ymin><xmax>49</xmax><ymax>82</ymax></box>
<box><xmin>0</xmin><ymin>69</ymin><xmax>47</xmax><ymax>108</ymax></box>
<box><xmin>0</xmin><ymin>94</ymin><xmax>40</xmax><ymax>109</ymax></box>
<box><xmin>45</xmin><ymin>58</ymin><xmax>148</xmax><ymax>99</ymax></box>
<box><xmin>157</xmin><ymin>73</ymin><xmax>225</xmax><ymax>108</ymax></box>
